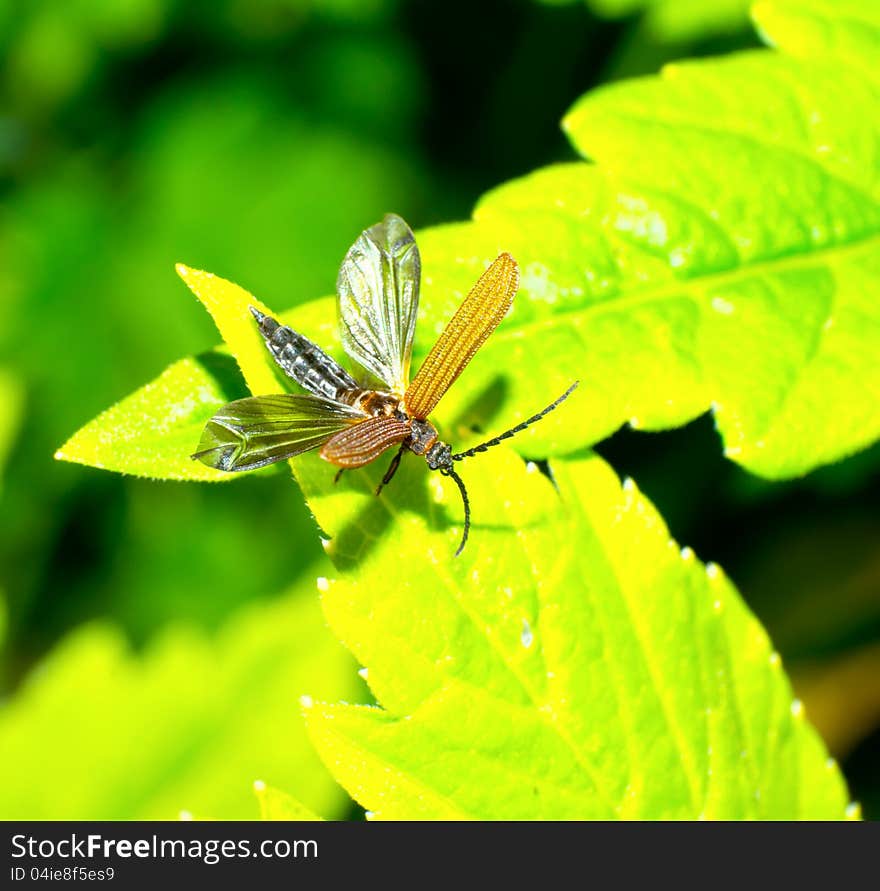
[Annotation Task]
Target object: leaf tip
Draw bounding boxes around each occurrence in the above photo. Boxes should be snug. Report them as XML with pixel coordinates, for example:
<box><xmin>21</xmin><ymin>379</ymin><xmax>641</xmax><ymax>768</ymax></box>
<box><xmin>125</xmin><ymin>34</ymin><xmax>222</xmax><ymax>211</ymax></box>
<box><xmin>749</xmin><ymin>1</ymin><xmax>771</xmax><ymax>24</ymax></box>
<box><xmin>176</xmin><ymin>262</ymin><xmax>217</xmax><ymax>290</ymax></box>
<box><xmin>749</xmin><ymin>0</ymin><xmax>779</xmax><ymax>47</ymax></box>
<box><xmin>53</xmin><ymin>443</ymin><xmax>92</xmax><ymax>467</ymax></box>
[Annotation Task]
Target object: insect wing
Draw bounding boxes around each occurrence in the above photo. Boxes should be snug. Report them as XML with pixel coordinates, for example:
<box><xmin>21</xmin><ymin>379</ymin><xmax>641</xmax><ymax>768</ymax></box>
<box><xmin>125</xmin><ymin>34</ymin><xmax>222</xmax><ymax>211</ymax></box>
<box><xmin>405</xmin><ymin>252</ymin><xmax>518</xmax><ymax>420</ymax></box>
<box><xmin>193</xmin><ymin>394</ymin><xmax>365</xmax><ymax>472</ymax></box>
<box><xmin>337</xmin><ymin>213</ymin><xmax>420</xmax><ymax>394</ymax></box>
<box><xmin>319</xmin><ymin>416</ymin><xmax>410</xmax><ymax>468</ymax></box>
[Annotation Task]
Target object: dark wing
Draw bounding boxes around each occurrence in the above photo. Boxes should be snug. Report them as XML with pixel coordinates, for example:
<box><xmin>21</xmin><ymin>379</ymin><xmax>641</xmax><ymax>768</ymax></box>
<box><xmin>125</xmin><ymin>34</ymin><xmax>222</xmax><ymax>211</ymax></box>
<box><xmin>192</xmin><ymin>394</ymin><xmax>365</xmax><ymax>472</ymax></box>
<box><xmin>319</xmin><ymin>416</ymin><xmax>410</xmax><ymax>468</ymax></box>
<box><xmin>336</xmin><ymin>213</ymin><xmax>420</xmax><ymax>394</ymax></box>
<box><xmin>251</xmin><ymin>307</ymin><xmax>358</xmax><ymax>401</ymax></box>
<box><xmin>405</xmin><ymin>253</ymin><xmax>518</xmax><ymax>420</ymax></box>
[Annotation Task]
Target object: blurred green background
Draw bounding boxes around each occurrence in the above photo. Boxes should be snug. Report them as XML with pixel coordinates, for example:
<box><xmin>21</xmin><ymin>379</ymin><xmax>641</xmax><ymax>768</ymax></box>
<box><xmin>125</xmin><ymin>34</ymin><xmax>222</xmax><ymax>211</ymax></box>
<box><xmin>1</xmin><ymin>0</ymin><xmax>878</xmax><ymax>818</ymax></box>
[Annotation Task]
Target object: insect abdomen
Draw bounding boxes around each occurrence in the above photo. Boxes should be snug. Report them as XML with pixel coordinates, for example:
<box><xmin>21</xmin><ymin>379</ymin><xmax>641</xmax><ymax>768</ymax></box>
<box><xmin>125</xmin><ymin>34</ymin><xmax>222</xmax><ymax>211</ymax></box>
<box><xmin>251</xmin><ymin>307</ymin><xmax>358</xmax><ymax>401</ymax></box>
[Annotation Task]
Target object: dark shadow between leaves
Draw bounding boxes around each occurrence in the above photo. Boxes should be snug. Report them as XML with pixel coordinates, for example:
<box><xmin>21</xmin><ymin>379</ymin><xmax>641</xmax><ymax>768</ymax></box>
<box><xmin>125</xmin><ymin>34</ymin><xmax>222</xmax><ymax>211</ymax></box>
<box><xmin>195</xmin><ymin>349</ymin><xmax>249</xmax><ymax>402</ymax></box>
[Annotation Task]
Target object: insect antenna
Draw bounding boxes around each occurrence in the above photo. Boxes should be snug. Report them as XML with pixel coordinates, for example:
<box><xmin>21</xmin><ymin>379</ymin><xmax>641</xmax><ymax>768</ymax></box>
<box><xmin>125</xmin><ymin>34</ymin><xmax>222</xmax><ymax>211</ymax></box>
<box><xmin>440</xmin><ymin>465</ymin><xmax>471</xmax><ymax>557</ymax></box>
<box><xmin>450</xmin><ymin>381</ymin><xmax>579</xmax><ymax>462</ymax></box>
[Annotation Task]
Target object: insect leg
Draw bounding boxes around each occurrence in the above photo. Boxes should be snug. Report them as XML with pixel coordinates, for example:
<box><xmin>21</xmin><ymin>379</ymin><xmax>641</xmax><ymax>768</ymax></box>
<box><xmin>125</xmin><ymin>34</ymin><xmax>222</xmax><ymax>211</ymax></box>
<box><xmin>375</xmin><ymin>444</ymin><xmax>406</xmax><ymax>496</ymax></box>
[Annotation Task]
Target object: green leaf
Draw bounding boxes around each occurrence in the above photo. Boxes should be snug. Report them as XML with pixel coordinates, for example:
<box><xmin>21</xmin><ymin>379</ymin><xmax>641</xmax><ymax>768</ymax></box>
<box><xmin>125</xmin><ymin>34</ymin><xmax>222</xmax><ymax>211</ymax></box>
<box><xmin>753</xmin><ymin>0</ymin><xmax>879</xmax><ymax>75</ymax></box>
<box><xmin>53</xmin><ymin>269</ymin><xmax>340</xmax><ymax>483</ymax></box>
<box><xmin>44</xmin><ymin>0</ymin><xmax>873</xmax><ymax>820</ymax></box>
<box><xmin>556</xmin><ymin>34</ymin><xmax>880</xmax><ymax>476</ymax></box>
<box><xmin>303</xmin><ymin>452</ymin><xmax>851</xmax><ymax>819</ymax></box>
<box><xmin>54</xmin><ymin>355</ymin><xmax>243</xmax><ymax>481</ymax></box>
<box><xmin>0</xmin><ymin>579</ymin><xmax>360</xmax><ymax>820</ymax></box>
<box><xmin>175</xmin><ymin>264</ymin><xmax>284</xmax><ymax>399</ymax></box>
<box><xmin>57</xmin><ymin>0</ymin><xmax>880</xmax><ymax>485</ymax></box>
<box><xmin>585</xmin><ymin>0</ymin><xmax>751</xmax><ymax>43</ymax></box>
<box><xmin>52</xmin><ymin>261</ymin><xmax>288</xmax><ymax>482</ymax></box>
<box><xmin>254</xmin><ymin>781</ymin><xmax>323</xmax><ymax>821</ymax></box>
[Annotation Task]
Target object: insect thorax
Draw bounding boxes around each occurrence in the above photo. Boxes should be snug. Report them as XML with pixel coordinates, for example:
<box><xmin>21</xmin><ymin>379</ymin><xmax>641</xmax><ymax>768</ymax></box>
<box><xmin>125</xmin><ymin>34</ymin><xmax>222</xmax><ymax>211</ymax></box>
<box><xmin>408</xmin><ymin>417</ymin><xmax>442</xmax><ymax>458</ymax></box>
<box><xmin>343</xmin><ymin>389</ymin><xmax>403</xmax><ymax>418</ymax></box>
<box><xmin>341</xmin><ymin>391</ymin><xmax>450</xmax><ymax>467</ymax></box>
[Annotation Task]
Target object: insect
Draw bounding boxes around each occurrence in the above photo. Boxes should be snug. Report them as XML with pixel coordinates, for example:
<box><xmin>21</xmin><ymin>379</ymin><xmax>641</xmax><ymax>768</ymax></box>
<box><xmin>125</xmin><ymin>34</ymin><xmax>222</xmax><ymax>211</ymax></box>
<box><xmin>193</xmin><ymin>214</ymin><xmax>577</xmax><ymax>555</ymax></box>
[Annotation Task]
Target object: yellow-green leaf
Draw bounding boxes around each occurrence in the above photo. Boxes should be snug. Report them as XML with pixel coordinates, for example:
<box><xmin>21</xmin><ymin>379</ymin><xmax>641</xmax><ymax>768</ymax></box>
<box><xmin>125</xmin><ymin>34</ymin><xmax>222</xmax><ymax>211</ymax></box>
<box><xmin>304</xmin><ymin>453</ymin><xmax>852</xmax><ymax>819</ymax></box>
<box><xmin>0</xmin><ymin>580</ymin><xmax>359</xmax><ymax>820</ymax></box>
<box><xmin>176</xmin><ymin>264</ymin><xmax>282</xmax><ymax>398</ymax></box>
<box><xmin>254</xmin><ymin>781</ymin><xmax>323</xmax><ymax>821</ymax></box>
<box><xmin>55</xmin><ymin>356</ymin><xmax>238</xmax><ymax>481</ymax></box>
<box><xmin>57</xmin><ymin>0</ymin><xmax>880</xmax><ymax>484</ymax></box>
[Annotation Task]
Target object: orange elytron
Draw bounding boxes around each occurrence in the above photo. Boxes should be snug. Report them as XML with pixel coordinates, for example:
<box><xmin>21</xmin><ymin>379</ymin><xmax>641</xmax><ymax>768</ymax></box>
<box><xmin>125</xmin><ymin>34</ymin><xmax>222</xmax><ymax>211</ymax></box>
<box><xmin>193</xmin><ymin>214</ymin><xmax>577</xmax><ymax>554</ymax></box>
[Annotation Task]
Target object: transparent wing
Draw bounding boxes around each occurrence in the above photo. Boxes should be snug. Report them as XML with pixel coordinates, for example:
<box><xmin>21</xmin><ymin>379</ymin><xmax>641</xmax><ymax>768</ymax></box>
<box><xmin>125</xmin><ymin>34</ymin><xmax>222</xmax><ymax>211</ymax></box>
<box><xmin>405</xmin><ymin>253</ymin><xmax>519</xmax><ymax>420</ymax></box>
<box><xmin>192</xmin><ymin>394</ymin><xmax>365</xmax><ymax>472</ymax></box>
<box><xmin>336</xmin><ymin>213</ymin><xmax>420</xmax><ymax>394</ymax></box>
